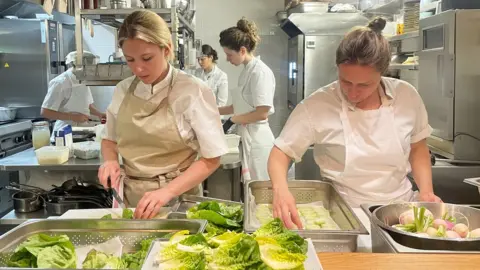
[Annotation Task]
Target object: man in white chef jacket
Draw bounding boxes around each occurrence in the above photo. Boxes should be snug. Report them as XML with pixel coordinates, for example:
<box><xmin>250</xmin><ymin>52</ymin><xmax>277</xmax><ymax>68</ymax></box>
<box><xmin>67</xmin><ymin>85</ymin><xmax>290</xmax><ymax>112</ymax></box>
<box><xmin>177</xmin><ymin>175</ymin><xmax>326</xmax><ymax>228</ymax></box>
<box><xmin>23</xmin><ymin>51</ymin><xmax>104</xmax><ymax>189</ymax></box>
<box><xmin>41</xmin><ymin>51</ymin><xmax>106</xmax><ymax>142</ymax></box>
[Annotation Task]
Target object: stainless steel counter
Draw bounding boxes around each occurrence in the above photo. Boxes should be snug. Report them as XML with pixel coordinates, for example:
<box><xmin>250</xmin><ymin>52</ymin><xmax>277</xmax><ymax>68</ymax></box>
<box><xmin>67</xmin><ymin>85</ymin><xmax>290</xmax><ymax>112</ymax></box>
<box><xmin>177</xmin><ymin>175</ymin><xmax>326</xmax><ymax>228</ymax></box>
<box><xmin>0</xmin><ymin>148</ymin><xmax>241</xmax><ymax>171</ymax></box>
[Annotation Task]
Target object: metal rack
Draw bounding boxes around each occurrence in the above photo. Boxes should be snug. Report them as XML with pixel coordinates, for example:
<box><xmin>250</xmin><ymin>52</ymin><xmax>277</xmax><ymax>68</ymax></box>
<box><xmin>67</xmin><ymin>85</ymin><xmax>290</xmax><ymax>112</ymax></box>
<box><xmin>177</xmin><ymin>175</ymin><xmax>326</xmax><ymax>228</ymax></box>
<box><xmin>73</xmin><ymin>1</ymin><xmax>196</xmax><ymax>86</ymax></box>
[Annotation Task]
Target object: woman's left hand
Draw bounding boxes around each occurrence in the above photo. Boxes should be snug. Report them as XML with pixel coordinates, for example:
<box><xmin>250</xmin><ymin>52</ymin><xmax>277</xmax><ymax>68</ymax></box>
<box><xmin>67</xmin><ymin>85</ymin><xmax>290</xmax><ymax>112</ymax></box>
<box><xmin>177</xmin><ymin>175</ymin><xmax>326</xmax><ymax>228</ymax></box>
<box><xmin>418</xmin><ymin>192</ymin><xmax>442</xmax><ymax>203</ymax></box>
<box><xmin>134</xmin><ymin>187</ymin><xmax>176</xmax><ymax>219</ymax></box>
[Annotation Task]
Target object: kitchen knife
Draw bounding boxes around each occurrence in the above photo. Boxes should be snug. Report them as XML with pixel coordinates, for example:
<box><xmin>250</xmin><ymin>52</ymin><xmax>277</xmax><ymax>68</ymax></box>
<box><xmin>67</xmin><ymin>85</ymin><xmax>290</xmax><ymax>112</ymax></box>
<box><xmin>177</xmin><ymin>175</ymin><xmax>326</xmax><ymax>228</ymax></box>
<box><xmin>107</xmin><ymin>177</ymin><xmax>126</xmax><ymax>209</ymax></box>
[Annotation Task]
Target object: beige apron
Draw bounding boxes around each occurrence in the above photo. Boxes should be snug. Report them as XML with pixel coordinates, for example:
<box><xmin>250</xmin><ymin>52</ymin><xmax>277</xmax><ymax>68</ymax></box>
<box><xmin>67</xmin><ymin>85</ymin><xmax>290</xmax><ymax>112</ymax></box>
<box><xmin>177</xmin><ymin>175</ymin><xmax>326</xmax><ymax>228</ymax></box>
<box><xmin>115</xmin><ymin>68</ymin><xmax>202</xmax><ymax>207</ymax></box>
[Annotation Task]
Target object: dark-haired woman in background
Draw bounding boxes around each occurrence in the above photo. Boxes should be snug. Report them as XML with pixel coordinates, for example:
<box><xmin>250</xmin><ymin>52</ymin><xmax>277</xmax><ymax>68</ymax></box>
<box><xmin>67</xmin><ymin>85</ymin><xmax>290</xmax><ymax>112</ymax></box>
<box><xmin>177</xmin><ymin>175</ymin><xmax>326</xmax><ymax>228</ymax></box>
<box><xmin>268</xmin><ymin>18</ymin><xmax>441</xmax><ymax>229</ymax></box>
<box><xmin>194</xmin><ymin>45</ymin><xmax>228</xmax><ymax>106</ymax></box>
<box><xmin>218</xmin><ymin>18</ymin><xmax>276</xmax><ymax>181</ymax></box>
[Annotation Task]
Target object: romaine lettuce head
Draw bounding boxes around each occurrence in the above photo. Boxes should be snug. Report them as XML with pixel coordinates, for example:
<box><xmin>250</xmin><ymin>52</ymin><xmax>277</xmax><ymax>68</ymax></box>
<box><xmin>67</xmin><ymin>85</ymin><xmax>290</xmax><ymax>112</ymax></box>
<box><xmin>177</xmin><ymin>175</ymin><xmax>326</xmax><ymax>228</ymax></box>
<box><xmin>208</xmin><ymin>234</ymin><xmax>261</xmax><ymax>268</ymax></box>
<box><xmin>157</xmin><ymin>251</ymin><xmax>206</xmax><ymax>270</ymax></box>
<box><xmin>82</xmin><ymin>249</ymin><xmax>125</xmax><ymax>269</ymax></box>
<box><xmin>254</xmin><ymin>218</ymin><xmax>307</xmax><ymax>255</ymax></box>
<box><xmin>7</xmin><ymin>234</ymin><xmax>76</xmax><ymax>269</ymax></box>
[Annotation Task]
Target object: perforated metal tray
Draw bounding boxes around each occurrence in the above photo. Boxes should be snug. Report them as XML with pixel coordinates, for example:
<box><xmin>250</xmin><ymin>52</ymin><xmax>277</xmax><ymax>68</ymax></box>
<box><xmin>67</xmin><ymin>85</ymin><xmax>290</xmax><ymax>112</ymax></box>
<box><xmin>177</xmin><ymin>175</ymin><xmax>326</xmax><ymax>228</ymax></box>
<box><xmin>244</xmin><ymin>180</ymin><xmax>368</xmax><ymax>252</ymax></box>
<box><xmin>0</xmin><ymin>219</ymin><xmax>207</xmax><ymax>268</ymax></box>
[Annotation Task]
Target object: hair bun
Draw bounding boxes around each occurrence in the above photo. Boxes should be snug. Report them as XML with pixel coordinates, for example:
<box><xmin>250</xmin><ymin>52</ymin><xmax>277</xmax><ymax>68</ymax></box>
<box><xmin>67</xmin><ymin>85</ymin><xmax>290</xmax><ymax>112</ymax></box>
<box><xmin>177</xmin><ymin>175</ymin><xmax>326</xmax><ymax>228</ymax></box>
<box><xmin>367</xmin><ymin>17</ymin><xmax>387</xmax><ymax>34</ymax></box>
<box><xmin>237</xmin><ymin>17</ymin><xmax>257</xmax><ymax>35</ymax></box>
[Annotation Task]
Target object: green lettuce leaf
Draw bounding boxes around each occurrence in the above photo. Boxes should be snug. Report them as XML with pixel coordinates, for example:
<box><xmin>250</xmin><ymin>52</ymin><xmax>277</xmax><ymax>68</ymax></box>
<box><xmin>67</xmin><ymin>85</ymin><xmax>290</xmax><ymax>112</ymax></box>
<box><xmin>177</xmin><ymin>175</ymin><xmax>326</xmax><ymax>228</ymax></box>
<box><xmin>7</xmin><ymin>234</ymin><xmax>76</xmax><ymax>269</ymax></box>
<box><xmin>122</xmin><ymin>208</ymin><xmax>134</xmax><ymax>219</ymax></box>
<box><xmin>82</xmin><ymin>249</ymin><xmax>125</xmax><ymax>269</ymax></box>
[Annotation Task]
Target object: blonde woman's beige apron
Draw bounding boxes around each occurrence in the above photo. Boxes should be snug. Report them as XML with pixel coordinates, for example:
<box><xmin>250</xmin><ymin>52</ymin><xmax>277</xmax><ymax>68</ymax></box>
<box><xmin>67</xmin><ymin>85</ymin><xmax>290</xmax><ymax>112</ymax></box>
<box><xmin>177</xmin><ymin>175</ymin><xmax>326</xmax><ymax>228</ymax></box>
<box><xmin>115</xmin><ymin>69</ymin><xmax>202</xmax><ymax>207</ymax></box>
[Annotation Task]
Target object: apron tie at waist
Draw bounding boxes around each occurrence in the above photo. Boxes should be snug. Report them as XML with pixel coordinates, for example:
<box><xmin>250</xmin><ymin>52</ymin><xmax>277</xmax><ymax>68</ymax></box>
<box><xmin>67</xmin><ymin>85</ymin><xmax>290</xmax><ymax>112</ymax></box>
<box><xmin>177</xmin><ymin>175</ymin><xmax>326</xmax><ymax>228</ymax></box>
<box><xmin>127</xmin><ymin>168</ymin><xmax>187</xmax><ymax>183</ymax></box>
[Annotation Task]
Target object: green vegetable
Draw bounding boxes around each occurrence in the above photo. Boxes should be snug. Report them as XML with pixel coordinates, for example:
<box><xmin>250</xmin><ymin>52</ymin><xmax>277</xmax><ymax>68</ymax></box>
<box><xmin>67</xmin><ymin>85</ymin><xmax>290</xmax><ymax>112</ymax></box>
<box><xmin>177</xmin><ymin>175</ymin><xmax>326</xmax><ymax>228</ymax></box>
<box><xmin>186</xmin><ymin>201</ymin><xmax>244</xmax><ymax>236</ymax></box>
<box><xmin>82</xmin><ymin>249</ymin><xmax>125</xmax><ymax>269</ymax></box>
<box><xmin>7</xmin><ymin>234</ymin><xmax>76</xmax><ymax>269</ymax></box>
<box><xmin>158</xmin><ymin>250</ymin><xmax>206</xmax><ymax>270</ymax></box>
<box><xmin>394</xmin><ymin>206</ymin><xmax>433</xmax><ymax>234</ymax></box>
<box><xmin>121</xmin><ymin>238</ymin><xmax>154</xmax><ymax>270</ymax></box>
<box><xmin>122</xmin><ymin>208</ymin><xmax>134</xmax><ymax>219</ymax></box>
<box><xmin>208</xmin><ymin>234</ymin><xmax>262</xmax><ymax>269</ymax></box>
<box><xmin>158</xmin><ymin>218</ymin><xmax>308</xmax><ymax>270</ymax></box>
<box><xmin>442</xmin><ymin>212</ymin><xmax>457</xmax><ymax>223</ymax></box>
<box><xmin>101</xmin><ymin>214</ymin><xmax>113</xmax><ymax>219</ymax></box>
<box><xmin>253</xmin><ymin>219</ymin><xmax>307</xmax><ymax>255</ymax></box>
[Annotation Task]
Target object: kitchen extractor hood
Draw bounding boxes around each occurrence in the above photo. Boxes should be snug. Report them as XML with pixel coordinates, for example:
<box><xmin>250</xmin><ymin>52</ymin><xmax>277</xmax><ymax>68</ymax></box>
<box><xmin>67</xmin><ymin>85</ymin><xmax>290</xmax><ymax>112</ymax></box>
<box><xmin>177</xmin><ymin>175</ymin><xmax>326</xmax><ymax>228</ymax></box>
<box><xmin>281</xmin><ymin>11</ymin><xmax>369</xmax><ymax>38</ymax></box>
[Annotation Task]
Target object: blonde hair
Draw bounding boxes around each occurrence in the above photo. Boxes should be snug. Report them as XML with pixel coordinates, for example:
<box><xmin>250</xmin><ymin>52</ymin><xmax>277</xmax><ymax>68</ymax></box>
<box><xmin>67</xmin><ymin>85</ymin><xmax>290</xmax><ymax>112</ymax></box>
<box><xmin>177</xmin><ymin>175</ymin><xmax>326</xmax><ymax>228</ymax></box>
<box><xmin>336</xmin><ymin>17</ymin><xmax>390</xmax><ymax>74</ymax></box>
<box><xmin>118</xmin><ymin>10</ymin><xmax>174</xmax><ymax>61</ymax></box>
<box><xmin>219</xmin><ymin>17</ymin><xmax>260</xmax><ymax>52</ymax></box>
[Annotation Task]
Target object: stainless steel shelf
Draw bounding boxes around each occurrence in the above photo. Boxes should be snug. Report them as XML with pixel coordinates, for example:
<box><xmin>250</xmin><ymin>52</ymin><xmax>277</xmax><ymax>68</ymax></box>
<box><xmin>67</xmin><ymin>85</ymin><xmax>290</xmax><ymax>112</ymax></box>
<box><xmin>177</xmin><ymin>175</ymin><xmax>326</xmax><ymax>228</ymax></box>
<box><xmin>387</xmin><ymin>31</ymin><xmax>419</xmax><ymax>42</ymax></box>
<box><xmin>79</xmin><ymin>8</ymin><xmax>195</xmax><ymax>33</ymax></box>
<box><xmin>364</xmin><ymin>0</ymin><xmax>403</xmax><ymax>15</ymax></box>
<box><xmin>389</xmin><ymin>63</ymin><xmax>418</xmax><ymax>70</ymax></box>
<box><xmin>80</xmin><ymin>8</ymin><xmax>171</xmax><ymax>16</ymax></box>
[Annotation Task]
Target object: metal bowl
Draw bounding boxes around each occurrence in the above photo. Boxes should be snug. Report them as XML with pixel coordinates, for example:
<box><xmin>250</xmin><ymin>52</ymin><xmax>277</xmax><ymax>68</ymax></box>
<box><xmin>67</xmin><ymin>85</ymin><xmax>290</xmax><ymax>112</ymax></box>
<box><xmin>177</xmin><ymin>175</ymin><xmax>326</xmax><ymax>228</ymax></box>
<box><xmin>372</xmin><ymin>202</ymin><xmax>480</xmax><ymax>251</ymax></box>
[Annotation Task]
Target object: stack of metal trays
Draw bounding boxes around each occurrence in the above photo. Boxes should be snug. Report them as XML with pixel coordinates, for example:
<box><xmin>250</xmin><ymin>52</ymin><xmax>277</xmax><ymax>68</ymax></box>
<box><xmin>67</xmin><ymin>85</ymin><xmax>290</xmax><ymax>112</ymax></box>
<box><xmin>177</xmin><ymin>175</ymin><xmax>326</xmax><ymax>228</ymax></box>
<box><xmin>244</xmin><ymin>180</ymin><xmax>369</xmax><ymax>252</ymax></box>
<box><xmin>0</xmin><ymin>219</ymin><xmax>207</xmax><ymax>268</ymax></box>
<box><xmin>167</xmin><ymin>194</ymin><xmax>243</xmax><ymax>219</ymax></box>
<box><xmin>403</xmin><ymin>0</ymin><xmax>420</xmax><ymax>33</ymax></box>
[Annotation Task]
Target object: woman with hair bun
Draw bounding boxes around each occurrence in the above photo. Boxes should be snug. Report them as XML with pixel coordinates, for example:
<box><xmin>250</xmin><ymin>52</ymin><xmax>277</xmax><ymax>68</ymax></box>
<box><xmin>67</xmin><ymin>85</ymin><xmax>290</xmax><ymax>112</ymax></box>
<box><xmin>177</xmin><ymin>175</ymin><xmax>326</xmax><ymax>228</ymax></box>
<box><xmin>194</xmin><ymin>44</ymin><xmax>229</xmax><ymax>106</ymax></box>
<box><xmin>218</xmin><ymin>17</ymin><xmax>276</xmax><ymax>181</ymax></box>
<box><xmin>269</xmin><ymin>17</ymin><xmax>441</xmax><ymax>229</ymax></box>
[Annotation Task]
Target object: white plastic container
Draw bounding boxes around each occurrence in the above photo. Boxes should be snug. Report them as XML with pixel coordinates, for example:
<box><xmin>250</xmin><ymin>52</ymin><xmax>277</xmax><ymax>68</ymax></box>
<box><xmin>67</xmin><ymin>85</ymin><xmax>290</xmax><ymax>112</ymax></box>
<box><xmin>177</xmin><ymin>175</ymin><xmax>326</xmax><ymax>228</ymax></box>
<box><xmin>73</xmin><ymin>141</ymin><xmax>100</xmax><ymax>160</ymax></box>
<box><xmin>35</xmin><ymin>146</ymin><xmax>69</xmax><ymax>165</ymax></box>
<box><xmin>225</xmin><ymin>134</ymin><xmax>241</xmax><ymax>153</ymax></box>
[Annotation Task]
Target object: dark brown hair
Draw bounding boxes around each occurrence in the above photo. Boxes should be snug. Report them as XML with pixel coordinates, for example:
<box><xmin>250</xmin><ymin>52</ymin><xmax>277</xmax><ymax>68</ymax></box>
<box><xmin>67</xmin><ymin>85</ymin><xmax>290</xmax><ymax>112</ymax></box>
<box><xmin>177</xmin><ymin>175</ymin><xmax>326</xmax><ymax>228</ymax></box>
<box><xmin>219</xmin><ymin>17</ymin><xmax>260</xmax><ymax>52</ymax></box>
<box><xmin>336</xmin><ymin>17</ymin><xmax>390</xmax><ymax>73</ymax></box>
<box><xmin>201</xmin><ymin>44</ymin><xmax>218</xmax><ymax>62</ymax></box>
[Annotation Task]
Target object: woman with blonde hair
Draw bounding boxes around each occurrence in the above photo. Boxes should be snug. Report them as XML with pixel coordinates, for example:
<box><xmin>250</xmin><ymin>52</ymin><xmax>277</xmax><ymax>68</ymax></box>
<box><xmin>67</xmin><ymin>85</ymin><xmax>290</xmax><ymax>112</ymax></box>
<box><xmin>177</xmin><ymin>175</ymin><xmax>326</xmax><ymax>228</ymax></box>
<box><xmin>218</xmin><ymin>18</ymin><xmax>276</xmax><ymax>181</ymax></box>
<box><xmin>268</xmin><ymin>18</ymin><xmax>441</xmax><ymax>229</ymax></box>
<box><xmin>98</xmin><ymin>10</ymin><xmax>228</xmax><ymax>219</ymax></box>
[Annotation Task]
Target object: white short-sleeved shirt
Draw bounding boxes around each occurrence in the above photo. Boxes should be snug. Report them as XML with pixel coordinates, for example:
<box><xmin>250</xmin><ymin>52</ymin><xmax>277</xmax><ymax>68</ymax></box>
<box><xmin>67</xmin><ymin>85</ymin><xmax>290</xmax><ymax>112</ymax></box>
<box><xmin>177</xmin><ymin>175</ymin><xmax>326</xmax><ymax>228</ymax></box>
<box><xmin>193</xmin><ymin>65</ymin><xmax>228</xmax><ymax>107</ymax></box>
<box><xmin>41</xmin><ymin>69</ymin><xmax>94</xmax><ymax>141</ymax></box>
<box><xmin>238</xmin><ymin>57</ymin><xmax>276</xmax><ymax>114</ymax></box>
<box><xmin>104</xmin><ymin>66</ymin><xmax>228</xmax><ymax>159</ymax></box>
<box><xmin>41</xmin><ymin>70</ymin><xmax>94</xmax><ymax>113</ymax></box>
<box><xmin>275</xmin><ymin>77</ymin><xmax>432</xmax><ymax>181</ymax></box>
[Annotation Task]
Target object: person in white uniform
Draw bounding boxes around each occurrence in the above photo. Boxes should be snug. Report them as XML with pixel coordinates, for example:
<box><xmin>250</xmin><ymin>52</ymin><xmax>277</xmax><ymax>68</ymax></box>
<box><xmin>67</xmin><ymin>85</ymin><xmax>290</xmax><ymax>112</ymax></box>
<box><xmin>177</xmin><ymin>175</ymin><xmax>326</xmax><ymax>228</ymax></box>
<box><xmin>41</xmin><ymin>51</ymin><xmax>106</xmax><ymax>142</ymax></box>
<box><xmin>268</xmin><ymin>18</ymin><xmax>442</xmax><ymax>229</ymax></box>
<box><xmin>193</xmin><ymin>44</ymin><xmax>228</xmax><ymax>106</ymax></box>
<box><xmin>218</xmin><ymin>18</ymin><xmax>276</xmax><ymax>181</ymax></box>
<box><xmin>98</xmin><ymin>10</ymin><xmax>228</xmax><ymax>219</ymax></box>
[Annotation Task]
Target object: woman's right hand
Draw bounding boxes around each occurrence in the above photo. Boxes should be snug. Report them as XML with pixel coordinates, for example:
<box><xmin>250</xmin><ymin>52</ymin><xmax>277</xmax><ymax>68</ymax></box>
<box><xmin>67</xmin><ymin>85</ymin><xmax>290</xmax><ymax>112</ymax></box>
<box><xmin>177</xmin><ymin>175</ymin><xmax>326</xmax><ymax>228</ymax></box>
<box><xmin>272</xmin><ymin>186</ymin><xmax>303</xmax><ymax>230</ymax></box>
<box><xmin>98</xmin><ymin>160</ymin><xmax>121</xmax><ymax>189</ymax></box>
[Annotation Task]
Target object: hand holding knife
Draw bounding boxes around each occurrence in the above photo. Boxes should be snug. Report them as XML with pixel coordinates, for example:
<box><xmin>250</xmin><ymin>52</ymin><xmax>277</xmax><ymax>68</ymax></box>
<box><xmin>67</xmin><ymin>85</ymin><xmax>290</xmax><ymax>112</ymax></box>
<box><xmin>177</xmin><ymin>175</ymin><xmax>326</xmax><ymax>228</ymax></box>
<box><xmin>108</xmin><ymin>176</ymin><xmax>126</xmax><ymax>209</ymax></box>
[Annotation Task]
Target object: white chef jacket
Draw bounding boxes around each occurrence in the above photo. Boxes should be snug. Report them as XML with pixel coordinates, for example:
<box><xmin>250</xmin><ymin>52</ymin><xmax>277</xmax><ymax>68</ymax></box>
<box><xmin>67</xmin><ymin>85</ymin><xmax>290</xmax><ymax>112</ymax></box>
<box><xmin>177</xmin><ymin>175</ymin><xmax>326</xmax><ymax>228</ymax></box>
<box><xmin>275</xmin><ymin>77</ymin><xmax>432</xmax><ymax>181</ymax></box>
<box><xmin>238</xmin><ymin>57</ymin><xmax>276</xmax><ymax>115</ymax></box>
<box><xmin>104</xmin><ymin>65</ymin><xmax>228</xmax><ymax>159</ymax></box>
<box><xmin>41</xmin><ymin>69</ymin><xmax>94</xmax><ymax>141</ymax></box>
<box><xmin>193</xmin><ymin>65</ymin><xmax>229</xmax><ymax>106</ymax></box>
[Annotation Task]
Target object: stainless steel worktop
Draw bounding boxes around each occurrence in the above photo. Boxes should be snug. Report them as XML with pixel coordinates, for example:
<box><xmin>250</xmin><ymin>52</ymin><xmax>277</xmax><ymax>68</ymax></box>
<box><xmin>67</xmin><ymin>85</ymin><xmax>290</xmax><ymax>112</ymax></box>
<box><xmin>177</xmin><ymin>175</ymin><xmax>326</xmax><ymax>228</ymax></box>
<box><xmin>0</xmin><ymin>148</ymin><xmax>241</xmax><ymax>171</ymax></box>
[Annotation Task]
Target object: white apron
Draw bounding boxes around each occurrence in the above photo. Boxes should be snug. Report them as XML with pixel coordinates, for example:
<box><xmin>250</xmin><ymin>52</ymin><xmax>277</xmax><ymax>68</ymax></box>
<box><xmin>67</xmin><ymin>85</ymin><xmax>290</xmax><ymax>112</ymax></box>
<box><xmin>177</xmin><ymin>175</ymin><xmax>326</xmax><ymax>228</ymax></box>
<box><xmin>50</xmin><ymin>73</ymin><xmax>92</xmax><ymax>142</ymax></box>
<box><xmin>232</xmin><ymin>60</ymin><xmax>274</xmax><ymax>181</ymax></box>
<box><xmin>114</xmin><ymin>69</ymin><xmax>202</xmax><ymax>208</ymax></box>
<box><xmin>334</xmin><ymin>90</ymin><xmax>415</xmax><ymax>207</ymax></box>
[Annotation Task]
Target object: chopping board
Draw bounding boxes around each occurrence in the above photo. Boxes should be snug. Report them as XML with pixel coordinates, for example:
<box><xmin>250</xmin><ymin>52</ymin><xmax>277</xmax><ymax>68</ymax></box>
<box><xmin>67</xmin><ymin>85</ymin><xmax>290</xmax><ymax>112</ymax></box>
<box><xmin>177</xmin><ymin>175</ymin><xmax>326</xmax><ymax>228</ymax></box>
<box><xmin>59</xmin><ymin>207</ymin><xmax>172</xmax><ymax>219</ymax></box>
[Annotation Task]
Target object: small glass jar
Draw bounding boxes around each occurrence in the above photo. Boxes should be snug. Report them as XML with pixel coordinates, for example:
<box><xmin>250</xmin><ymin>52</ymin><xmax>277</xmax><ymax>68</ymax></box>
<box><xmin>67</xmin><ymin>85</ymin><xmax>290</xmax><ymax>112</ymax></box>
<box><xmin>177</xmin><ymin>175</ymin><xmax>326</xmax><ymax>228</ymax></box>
<box><xmin>32</xmin><ymin>121</ymin><xmax>51</xmax><ymax>150</ymax></box>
